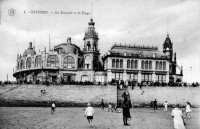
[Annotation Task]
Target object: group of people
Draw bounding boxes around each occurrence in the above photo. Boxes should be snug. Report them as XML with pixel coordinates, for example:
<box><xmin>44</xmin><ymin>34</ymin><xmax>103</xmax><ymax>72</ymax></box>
<box><xmin>150</xmin><ymin>99</ymin><xmax>158</xmax><ymax>110</ymax></box>
<box><xmin>162</xmin><ymin>101</ymin><xmax>192</xmax><ymax>129</ymax></box>
<box><xmin>171</xmin><ymin>102</ymin><xmax>192</xmax><ymax>129</ymax></box>
<box><xmin>100</xmin><ymin>97</ymin><xmax>132</xmax><ymax>126</ymax></box>
<box><xmin>50</xmin><ymin>100</ymin><xmax>192</xmax><ymax>128</ymax></box>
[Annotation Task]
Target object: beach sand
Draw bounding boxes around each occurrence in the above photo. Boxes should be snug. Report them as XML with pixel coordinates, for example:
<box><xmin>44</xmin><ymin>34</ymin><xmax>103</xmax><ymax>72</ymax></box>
<box><xmin>0</xmin><ymin>107</ymin><xmax>199</xmax><ymax>129</ymax></box>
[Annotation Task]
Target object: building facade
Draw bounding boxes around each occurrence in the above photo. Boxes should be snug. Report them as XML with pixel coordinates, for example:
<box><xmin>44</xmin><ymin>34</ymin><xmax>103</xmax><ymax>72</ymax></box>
<box><xmin>13</xmin><ymin>18</ymin><xmax>183</xmax><ymax>84</ymax></box>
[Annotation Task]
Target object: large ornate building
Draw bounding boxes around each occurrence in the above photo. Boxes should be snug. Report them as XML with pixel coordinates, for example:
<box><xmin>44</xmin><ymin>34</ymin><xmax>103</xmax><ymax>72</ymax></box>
<box><xmin>13</xmin><ymin>18</ymin><xmax>183</xmax><ymax>84</ymax></box>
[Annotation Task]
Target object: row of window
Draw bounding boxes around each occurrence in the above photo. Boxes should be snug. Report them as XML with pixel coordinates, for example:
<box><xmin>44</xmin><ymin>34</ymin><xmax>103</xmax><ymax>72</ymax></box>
<box><xmin>112</xmin><ymin>72</ymin><xmax>166</xmax><ymax>82</ymax></box>
<box><xmin>141</xmin><ymin>60</ymin><xmax>152</xmax><ymax>69</ymax></box>
<box><xmin>112</xmin><ymin>59</ymin><xmax>123</xmax><ymax>68</ymax></box>
<box><xmin>17</xmin><ymin>55</ymin><xmax>75</xmax><ymax>69</ymax></box>
<box><xmin>155</xmin><ymin>61</ymin><xmax>166</xmax><ymax>70</ymax></box>
<box><xmin>111</xmin><ymin>59</ymin><xmax>167</xmax><ymax>70</ymax></box>
<box><xmin>127</xmin><ymin>60</ymin><xmax>138</xmax><ymax>69</ymax></box>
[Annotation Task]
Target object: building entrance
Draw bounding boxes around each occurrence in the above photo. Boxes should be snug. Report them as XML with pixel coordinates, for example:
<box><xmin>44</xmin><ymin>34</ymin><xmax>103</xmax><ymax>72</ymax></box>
<box><xmin>63</xmin><ymin>73</ymin><xmax>75</xmax><ymax>83</ymax></box>
<box><xmin>81</xmin><ymin>75</ymin><xmax>89</xmax><ymax>82</ymax></box>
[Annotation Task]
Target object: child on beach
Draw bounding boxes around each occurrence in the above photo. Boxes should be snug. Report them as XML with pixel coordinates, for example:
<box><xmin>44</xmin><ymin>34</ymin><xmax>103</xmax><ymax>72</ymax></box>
<box><xmin>51</xmin><ymin>102</ymin><xmax>56</xmax><ymax>114</ymax></box>
<box><xmin>108</xmin><ymin>103</ymin><xmax>113</xmax><ymax>112</ymax></box>
<box><xmin>163</xmin><ymin>101</ymin><xmax>168</xmax><ymax>112</ymax></box>
<box><xmin>85</xmin><ymin>103</ymin><xmax>94</xmax><ymax>126</ymax></box>
<box><xmin>185</xmin><ymin>102</ymin><xmax>192</xmax><ymax>118</ymax></box>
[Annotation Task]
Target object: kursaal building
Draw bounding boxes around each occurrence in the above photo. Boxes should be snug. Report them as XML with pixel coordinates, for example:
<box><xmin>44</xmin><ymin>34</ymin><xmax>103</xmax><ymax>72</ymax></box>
<box><xmin>13</xmin><ymin>18</ymin><xmax>183</xmax><ymax>84</ymax></box>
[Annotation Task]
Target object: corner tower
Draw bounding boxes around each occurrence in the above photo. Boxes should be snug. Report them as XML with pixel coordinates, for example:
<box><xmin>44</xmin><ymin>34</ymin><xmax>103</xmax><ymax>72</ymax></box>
<box><xmin>83</xmin><ymin>18</ymin><xmax>101</xmax><ymax>70</ymax></box>
<box><xmin>163</xmin><ymin>34</ymin><xmax>173</xmax><ymax>62</ymax></box>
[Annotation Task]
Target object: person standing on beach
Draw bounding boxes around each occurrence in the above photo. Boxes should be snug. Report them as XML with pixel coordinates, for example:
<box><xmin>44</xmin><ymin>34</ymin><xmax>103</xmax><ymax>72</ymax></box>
<box><xmin>171</xmin><ymin>105</ymin><xmax>186</xmax><ymax>129</ymax></box>
<box><xmin>100</xmin><ymin>99</ymin><xmax>105</xmax><ymax>111</ymax></box>
<box><xmin>108</xmin><ymin>103</ymin><xmax>113</xmax><ymax>112</ymax></box>
<box><xmin>122</xmin><ymin>97</ymin><xmax>131</xmax><ymax>126</ymax></box>
<box><xmin>163</xmin><ymin>101</ymin><xmax>168</xmax><ymax>112</ymax></box>
<box><xmin>85</xmin><ymin>103</ymin><xmax>94</xmax><ymax>126</ymax></box>
<box><xmin>51</xmin><ymin>102</ymin><xmax>56</xmax><ymax>114</ymax></box>
<box><xmin>154</xmin><ymin>99</ymin><xmax>158</xmax><ymax>110</ymax></box>
<box><xmin>185</xmin><ymin>102</ymin><xmax>192</xmax><ymax>118</ymax></box>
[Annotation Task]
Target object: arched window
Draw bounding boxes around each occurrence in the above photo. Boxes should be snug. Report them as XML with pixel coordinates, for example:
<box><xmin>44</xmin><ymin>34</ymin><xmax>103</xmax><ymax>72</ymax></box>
<box><xmin>112</xmin><ymin>59</ymin><xmax>115</xmax><ymax>68</ymax></box>
<box><xmin>159</xmin><ymin>61</ymin><xmax>162</xmax><ymax>70</ymax></box>
<box><xmin>141</xmin><ymin>60</ymin><xmax>144</xmax><ymax>69</ymax></box>
<box><xmin>163</xmin><ymin>61</ymin><xmax>166</xmax><ymax>70</ymax></box>
<box><xmin>120</xmin><ymin>59</ymin><xmax>123</xmax><ymax>68</ymax></box>
<box><xmin>63</xmin><ymin>56</ymin><xmax>75</xmax><ymax>69</ymax></box>
<box><xmin>85</xmin><ymin>56</ymin><xmax>91</xmax><ymax>69</ymax></box>
<box><xmin>87</xmin><ymin>42</ymin><xmax>91</xmax><ymax>50</ymax></box>
<box><xmin>127</xmin><ymin>60</ymin><xmax>130</xmax><ymax>68</ymax></box>
<box><xmin>135</xmin><ymin>60</ymin><xmax>138</xmax><ymax>69</ymax></box>
<box><xmin>35</xmin><ymin>55</ymin><xmax>42</xmax><ymax>67</ymax></box>
<box><xmin>20</xmin><ymin>60</ymin><xmax>24</xmax><ymax>69</ymax></box>
<box><xmin>156</xmin><ymin>61</ymin><xmax>159</xmax><ymax>70</ymax></box>
<box><xmin>131</xmin><ymin>60</ymin><xmax>134</xmax><ymax>69</ymax></box>
<box><xmin>26</xmin><ymin>57</ymin><xmax>32</xmax><ymax>68</ymax></box>
<box><xmin>93</xmin><ymin>42</ymin><xmax>97</xmax><ymax>51</ymax></box>
<box><xmin>149</xmin><ymin>61</ymin><xmax>152</xmax><ymax>69</ymax></box>
<box><xmin>47</xmin><ymin>55</ymin><xmax>59</xmax><ymax>67</ymax></box>
<box><xmin>145</xmin><ymin>61</ymin><xmax>148</xmax><ymax>69</ymax></box>
<box><xmin>116</xmin><ymin>59</ymin><xmax>119</xmax><ymax>68</ymax></box>
<box><xmin>17</xmin><ymin>62</ymin><xmax>20</xmax><ymax>69</ymax></box>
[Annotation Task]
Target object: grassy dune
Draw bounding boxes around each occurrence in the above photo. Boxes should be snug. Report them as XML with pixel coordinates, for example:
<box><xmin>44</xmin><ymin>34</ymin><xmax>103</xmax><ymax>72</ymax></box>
<box><xmin>0</xmin><ymin>84</ymin><xmax>199</xmax><ymax>107</ymax></box>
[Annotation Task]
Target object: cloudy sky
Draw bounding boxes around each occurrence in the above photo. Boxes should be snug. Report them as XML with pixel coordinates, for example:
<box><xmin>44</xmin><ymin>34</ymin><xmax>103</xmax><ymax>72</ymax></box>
<box><xmin>0</xmin><ymin>0</ymin><xmax>199</xmax><ymax>82</ymax></box>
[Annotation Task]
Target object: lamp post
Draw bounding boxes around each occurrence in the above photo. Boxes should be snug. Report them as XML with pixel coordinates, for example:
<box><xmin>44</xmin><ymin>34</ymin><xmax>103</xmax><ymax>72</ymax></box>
<box><xmin>190</xmin><ymin>66</ymin><xmax>192</xmax><ymax>84</ymax></box>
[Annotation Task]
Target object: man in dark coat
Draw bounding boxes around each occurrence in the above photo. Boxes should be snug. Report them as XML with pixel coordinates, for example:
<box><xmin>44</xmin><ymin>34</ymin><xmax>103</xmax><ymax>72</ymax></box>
<box><xmin>122</xmin><ymin>97</ymin><xmax>131</xmax><ymax>125</ymax></box>
<box><xmin>100</xmin><ymin>99</ymin><xmax>105</xmax><ymax>111</ymax></box>
<box><xmin>154</xmin><ymin>99</ymin><xmax>158</xmax><ymax>110</ymax></box>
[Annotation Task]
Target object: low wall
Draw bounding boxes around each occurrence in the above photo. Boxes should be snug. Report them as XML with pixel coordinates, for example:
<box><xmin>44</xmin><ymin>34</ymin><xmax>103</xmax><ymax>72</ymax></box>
<box><xmin>129</xmin><ymin>86</ymin><xmax>200</xmax><ymax>107</ymax></box>
<box><xmin>0</xmin><ymin>85</ymin><xmax>199</xmax><ymax>107</ymax></box>
<box><xmin>0</xmin><ymin>85</ymin><xmax>117</xmax><ymax>107</ymax></box>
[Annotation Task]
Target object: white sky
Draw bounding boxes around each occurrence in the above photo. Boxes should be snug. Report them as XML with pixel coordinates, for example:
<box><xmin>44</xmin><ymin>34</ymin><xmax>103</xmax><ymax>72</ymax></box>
<box><xmin>0</xmin><ymin>0</ymin><xmax>199</xmax><ymax>82</ymax></box>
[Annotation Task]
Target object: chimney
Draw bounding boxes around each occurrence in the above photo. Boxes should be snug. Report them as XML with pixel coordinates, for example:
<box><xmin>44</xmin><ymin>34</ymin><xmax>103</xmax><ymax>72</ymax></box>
<box><xmin>29</xmin><ymin>42</ymin><xmax>32</xmax><ymax>49</ymax></box>
<box><xmin>67</xmin><ymin>37</ymin><xmax>71</xmax><ymax>44</ymax></box>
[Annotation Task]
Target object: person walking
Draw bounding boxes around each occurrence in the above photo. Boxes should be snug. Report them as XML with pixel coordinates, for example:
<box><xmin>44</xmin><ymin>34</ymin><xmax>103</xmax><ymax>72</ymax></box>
<box><xmin>51</xmin><ymin>102</ymin><xmax>56</xmax><ymax>114</ymax></box>
<box><xmin>185</xmin><ymin>102</ymin><xmax>192</xmax><ymax>118</ymax></box>
<box><xmin>85</xmin><ymin>103</ymin><xmax>94</xmax><ymax>126</ymax></box>
<box><xmin>154</xmin><ymin>99</ymin><xmax>158</xmax><ymax>110</ymax></box>
<box><xmin>122</xmin><ymin>97</ymin><xmax>131</xmax><ymax>126</ymax></box>
<box><xmin>108</xmin><ymin>103</ymin><xmax>113</xmax><ymax>112</ymax></box>
<box><xmin>163</xmin><ymin>101</ymin><xmax>168</xmax><ymax>112</ymax></box>
<box><xmin>171</xmin><ymin>105</ymin><xmax>186</xmax><ymax>129</ymax></box>
<box><xmin>100</xmin><ymin>99</ymin><xmax>105</xmax><ymax>111</ymax></box>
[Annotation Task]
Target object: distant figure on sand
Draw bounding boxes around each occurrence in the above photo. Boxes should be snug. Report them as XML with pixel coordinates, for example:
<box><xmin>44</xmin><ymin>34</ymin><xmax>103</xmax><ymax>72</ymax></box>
<box><xmin>122</xmin><ymin>97</ymin><xmax>131</xmax><ymax>126</ymax></box>
<box><xmin>185</xmin><ymin>102</ymin><xmax>192</xmax><ymax>118</ymax></box>
<box><xmin>163</xmin><ymin>101</ymin><xmax>168</xmax><ymax>111</ymax></box>
<box><xmin>108</xmin><ymin>103</ymin><xmax>113</xmax><ymax>112</ymax></box>
<box><xmin>85</xmin><ymin>103</ymin><xmax>94</xmax><ymax>126</ymax></box>
<box><xmin>51</xmin><ymin>102</ymin><xmax>56</xmax><ymax>114</ymax></box>
<box><xmin>171</xmin><ymin>105</ymin><xmax>186</xmax><ymax>129</ymax></box>
<box><xmin>154</xmin><ymin>99</ymin><xmax>158</xmax><ymax>110</ymax></box>
<box><xmin>101</xmin><ymin>99</ymin><xmax>105</xmax><ymax>111</ymax></box>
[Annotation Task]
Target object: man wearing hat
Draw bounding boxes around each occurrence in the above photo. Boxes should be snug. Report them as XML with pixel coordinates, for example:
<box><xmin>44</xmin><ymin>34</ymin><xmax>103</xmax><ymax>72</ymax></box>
<box><xmin>85</xmin><ymin>103</ymin><xmax>94</xmax><ymax>126</ymax></box>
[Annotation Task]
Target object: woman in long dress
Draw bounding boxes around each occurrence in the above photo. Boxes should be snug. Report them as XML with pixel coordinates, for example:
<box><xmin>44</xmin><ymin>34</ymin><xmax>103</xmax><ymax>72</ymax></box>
<box><xmin>122</xmin><ymin>97</ymin><xmax>131</xmax><ymax>125</ymax></box>
<box><xmin>171</xmin><ymin>105</ymin><xmax>186</xmax><ymax>129</ymax></box>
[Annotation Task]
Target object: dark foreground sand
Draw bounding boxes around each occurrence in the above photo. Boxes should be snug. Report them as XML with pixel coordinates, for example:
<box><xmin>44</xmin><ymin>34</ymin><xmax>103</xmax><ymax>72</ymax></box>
<box><xmin>0</xmin><ymin>107</ymin><xmax>199</xmax><ymax>129</ymax></box>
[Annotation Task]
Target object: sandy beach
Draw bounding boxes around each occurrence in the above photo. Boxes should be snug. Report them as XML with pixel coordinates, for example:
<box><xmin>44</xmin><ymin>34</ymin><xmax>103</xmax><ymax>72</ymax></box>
<box><xmin>0</xmin><ymin>107</ymin><xmax>199</xmax><ymax>129</ymax></box>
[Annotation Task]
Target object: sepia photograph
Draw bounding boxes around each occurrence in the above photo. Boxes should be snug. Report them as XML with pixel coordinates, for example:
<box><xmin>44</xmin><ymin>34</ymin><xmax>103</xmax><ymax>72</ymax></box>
<box><xmin>0</xmin><ymin>0</ymin><xmax>199</xmax><ymax>129</ymax></box>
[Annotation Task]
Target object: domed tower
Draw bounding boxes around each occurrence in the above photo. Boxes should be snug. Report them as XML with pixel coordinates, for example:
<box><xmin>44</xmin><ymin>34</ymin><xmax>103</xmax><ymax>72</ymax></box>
<box><xmin>163</xmin><ymin>34</ymin><xmax>173</xmax><ymax>62</ymax></box>
<box><xmin>83</xmin><ymin>18</ymin><xmax>100</xmax><ymax>70</ymax></box>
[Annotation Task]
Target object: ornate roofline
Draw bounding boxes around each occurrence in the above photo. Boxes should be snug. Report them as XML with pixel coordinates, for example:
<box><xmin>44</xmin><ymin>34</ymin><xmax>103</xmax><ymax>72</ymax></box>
<box><xmin>111</xmin><ymin>43</ymin><xmax>158</xmax><ymax>50</ymax></box>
